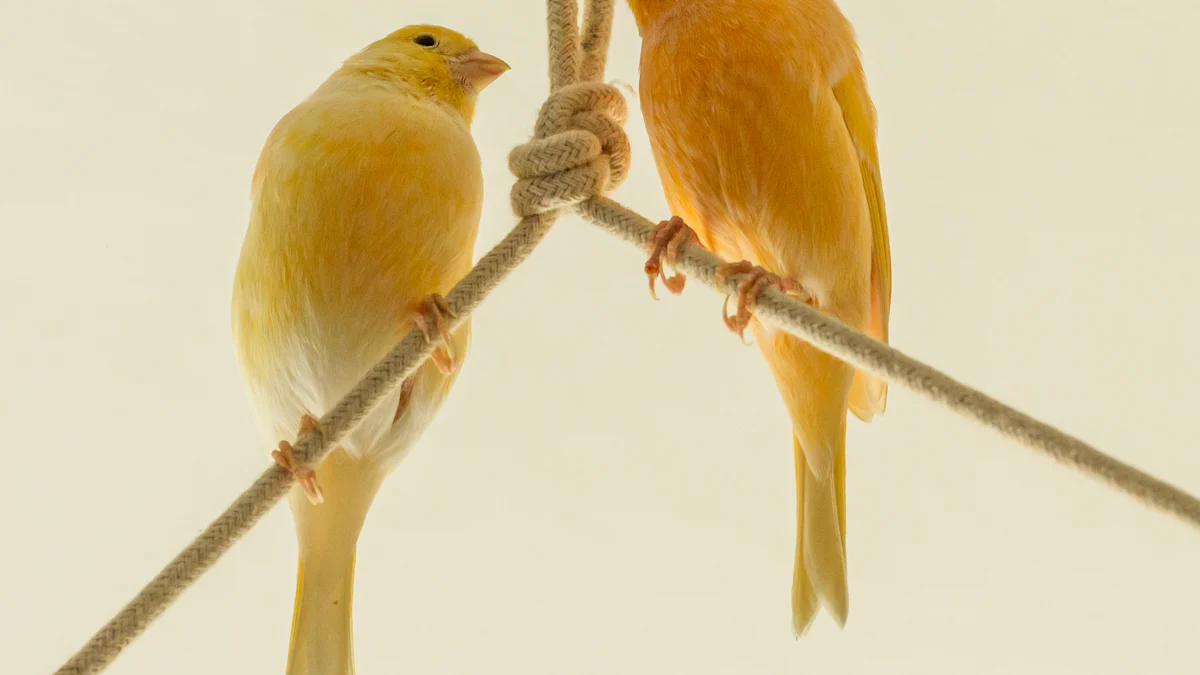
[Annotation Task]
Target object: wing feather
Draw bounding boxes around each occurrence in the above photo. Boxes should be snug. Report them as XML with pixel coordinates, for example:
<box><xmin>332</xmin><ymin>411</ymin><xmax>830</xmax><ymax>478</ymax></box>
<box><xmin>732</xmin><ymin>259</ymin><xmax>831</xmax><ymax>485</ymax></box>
<box><xmin>832</xmin><ymin>64</ymin><xmax>891</xmax><ymax>420</ymax></box>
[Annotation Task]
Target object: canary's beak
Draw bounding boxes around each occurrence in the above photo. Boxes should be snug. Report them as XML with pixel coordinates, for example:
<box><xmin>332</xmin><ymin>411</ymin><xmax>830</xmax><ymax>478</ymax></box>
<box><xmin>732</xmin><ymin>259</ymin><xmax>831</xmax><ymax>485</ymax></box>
<box><xmin>453</xmin><ymin>50</ymin><xmax>510</xmax><ymax>91</ymax></box>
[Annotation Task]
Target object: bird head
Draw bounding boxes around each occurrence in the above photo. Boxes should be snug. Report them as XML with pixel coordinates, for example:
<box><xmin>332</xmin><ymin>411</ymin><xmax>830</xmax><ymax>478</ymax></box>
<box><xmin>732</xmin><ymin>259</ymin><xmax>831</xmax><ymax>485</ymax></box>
<box><xmin>340</xmin><ymin>25</ymin><xmax>510</xmax><ymax>124</ymax></box>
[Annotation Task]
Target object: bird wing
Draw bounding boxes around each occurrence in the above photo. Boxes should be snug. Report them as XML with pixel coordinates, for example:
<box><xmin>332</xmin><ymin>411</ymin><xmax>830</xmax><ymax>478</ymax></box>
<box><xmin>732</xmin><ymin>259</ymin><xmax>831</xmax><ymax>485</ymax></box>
<box><xmin>832</xmin><ymin>64</ymin><xmax>891</xmax><ymax>421</ymax></box>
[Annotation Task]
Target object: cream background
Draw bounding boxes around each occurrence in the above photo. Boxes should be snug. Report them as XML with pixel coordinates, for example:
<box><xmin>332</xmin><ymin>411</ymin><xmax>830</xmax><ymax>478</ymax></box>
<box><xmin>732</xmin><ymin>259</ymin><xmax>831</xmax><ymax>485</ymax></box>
<box><xmin>3</xmin><ymin>1</ymin><xmax>1200</xmax><ymax>673</ymax></box>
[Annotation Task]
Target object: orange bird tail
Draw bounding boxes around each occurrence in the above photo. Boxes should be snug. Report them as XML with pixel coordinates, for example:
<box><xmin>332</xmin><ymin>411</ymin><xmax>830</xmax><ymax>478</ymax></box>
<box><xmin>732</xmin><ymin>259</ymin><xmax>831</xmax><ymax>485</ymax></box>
<box><xmin>755</xmin><ymin>326</ymin><xmax>852</xmax><ymax>635</ymax></box>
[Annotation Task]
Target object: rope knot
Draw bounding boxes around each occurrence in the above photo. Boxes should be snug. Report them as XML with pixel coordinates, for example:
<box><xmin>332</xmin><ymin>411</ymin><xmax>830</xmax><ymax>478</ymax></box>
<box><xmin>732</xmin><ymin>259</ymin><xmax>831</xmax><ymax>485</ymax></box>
<box><xmin>508</xmin><ymin>81</ymin><xmax>630</xmax><ymax>217</ymax></box>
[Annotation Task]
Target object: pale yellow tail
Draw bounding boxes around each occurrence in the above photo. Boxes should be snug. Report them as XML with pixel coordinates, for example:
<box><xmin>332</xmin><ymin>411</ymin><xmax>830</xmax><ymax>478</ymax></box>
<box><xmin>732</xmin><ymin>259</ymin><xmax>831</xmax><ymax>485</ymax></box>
<box><xmin>285</xmin><ymin>453</ymin><xmax>385</xmax><ymax>675</ymax></box>
<box><xmin>287</xmin><ymin>551</ymin><xmax>357</xmax><ymax>675</ymax></box>
<box><xmin>790</xmin><ymin>430</ymin><xmax>848</xmax><ymax>637</ymax></box>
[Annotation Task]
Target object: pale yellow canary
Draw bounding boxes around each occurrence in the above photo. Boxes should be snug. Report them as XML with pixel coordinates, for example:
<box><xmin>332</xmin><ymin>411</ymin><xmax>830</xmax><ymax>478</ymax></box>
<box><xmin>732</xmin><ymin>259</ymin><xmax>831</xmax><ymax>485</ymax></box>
<box><xmin>231</xmin><ymin>25</ymin><xmax>508</xmax><ymax>674</ymax></box>
<box><xmin>629</xmin><ymin>0</ymin><xmax>892</xmax><ymax>635</ymax></box>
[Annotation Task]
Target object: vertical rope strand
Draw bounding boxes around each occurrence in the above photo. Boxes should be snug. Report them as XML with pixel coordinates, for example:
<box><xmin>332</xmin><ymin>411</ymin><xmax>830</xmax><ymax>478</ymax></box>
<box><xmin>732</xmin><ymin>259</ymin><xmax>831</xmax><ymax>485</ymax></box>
<box><xmin>50</xmin><ymin>3</ymin><xmax>1200</xmax><ymax>674</ymax></box>
<box><xmin>580</xmin><ymin>0</ymin><xmax>614</xmax><ymax>81</ymax></box>
<box><xmin>546</xmin><ymin>0</ymin><xmax>580</xmax><ymax>90</ymax></box>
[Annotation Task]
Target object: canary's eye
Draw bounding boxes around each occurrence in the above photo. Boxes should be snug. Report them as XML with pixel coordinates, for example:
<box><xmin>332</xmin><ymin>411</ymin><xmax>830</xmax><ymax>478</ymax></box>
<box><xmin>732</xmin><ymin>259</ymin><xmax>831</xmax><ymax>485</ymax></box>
<box><xmin>413</xmin><ymin>34</ymin><xmax>437</xmax><ymax>48</ymax></box>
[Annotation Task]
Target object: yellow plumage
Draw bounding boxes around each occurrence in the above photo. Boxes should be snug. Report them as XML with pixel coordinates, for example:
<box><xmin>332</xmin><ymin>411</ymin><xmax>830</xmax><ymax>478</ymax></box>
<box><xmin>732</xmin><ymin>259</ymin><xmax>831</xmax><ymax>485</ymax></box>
<box><xmin>231</xmin><ymin>25</ymin><xmax>507</xmax><ymax>674</ymax></box>
<box><xmin>628</xmin><ymin>0</ymin><xmax>892</xmax><ymax>635</ymax></box>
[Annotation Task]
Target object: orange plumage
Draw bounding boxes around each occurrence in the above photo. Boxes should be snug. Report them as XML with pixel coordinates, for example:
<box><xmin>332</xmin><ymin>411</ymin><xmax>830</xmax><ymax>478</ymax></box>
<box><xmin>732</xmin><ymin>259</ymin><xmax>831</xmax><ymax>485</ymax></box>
<box><xmin>628</xmin><ymin>0</ymin><xmax>892</xmax><ymax>634</ymax></box>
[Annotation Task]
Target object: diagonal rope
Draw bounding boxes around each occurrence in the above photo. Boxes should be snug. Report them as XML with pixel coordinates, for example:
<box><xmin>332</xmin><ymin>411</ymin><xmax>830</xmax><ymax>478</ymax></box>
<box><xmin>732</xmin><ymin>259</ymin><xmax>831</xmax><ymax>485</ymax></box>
<box><xmin>53</xmin><ymin>0</ymin><xmax>1200</xmax><ymax>673</ymax></box>
<box><xmin>572</xmin><ymin>197</ymin><xmax>1200</xmax><ymax>528</ymax></box>
<box><xmin>53</xmin><ymin>2</ymin><xmax>611</xmax><ymax>673</ymax></box>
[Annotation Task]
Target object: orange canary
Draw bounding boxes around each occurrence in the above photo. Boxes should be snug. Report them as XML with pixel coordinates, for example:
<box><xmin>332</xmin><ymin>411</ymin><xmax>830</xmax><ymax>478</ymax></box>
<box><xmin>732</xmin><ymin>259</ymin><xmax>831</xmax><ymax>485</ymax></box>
<box><xmin>629</xmin><ymin>0</ymin><xmax>891</xmax><ymax>635</ymax></box>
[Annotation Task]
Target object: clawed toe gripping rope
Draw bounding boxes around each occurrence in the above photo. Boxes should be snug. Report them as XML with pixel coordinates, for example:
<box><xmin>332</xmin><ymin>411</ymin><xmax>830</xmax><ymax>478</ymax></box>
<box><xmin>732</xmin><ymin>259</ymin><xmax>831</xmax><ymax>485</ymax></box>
<box><xmin>54</xmin><ymin>1</ymin><xmax>1200</xmax><ymax>673</ymax></box>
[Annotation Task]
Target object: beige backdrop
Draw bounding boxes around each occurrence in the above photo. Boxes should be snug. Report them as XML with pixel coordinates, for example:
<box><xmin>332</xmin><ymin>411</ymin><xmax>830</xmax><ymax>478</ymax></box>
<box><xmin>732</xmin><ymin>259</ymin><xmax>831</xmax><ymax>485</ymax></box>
<box><xmin>3</xmin><ymin>1</ymin><xmax>1199</xmax><ymax>673</ymax></box>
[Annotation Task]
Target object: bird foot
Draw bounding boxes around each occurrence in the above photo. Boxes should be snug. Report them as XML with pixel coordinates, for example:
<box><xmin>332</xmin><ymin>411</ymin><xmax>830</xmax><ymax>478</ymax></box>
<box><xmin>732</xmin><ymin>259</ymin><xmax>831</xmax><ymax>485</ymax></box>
<box><xmin>272</xmin><ymin>414</ymin><xmax>324</xmax><ymax>505</ymax></box>
<box><xmin>714</xmin><ymin>261</ymin><xmax>810</xmax><ymax>343</ymax></box>
<box><xmin>411</xmin><ymin>293</ymin><xmax>457</xmax><ymax>375</ymax></box>
<box><xmin>644</xmin><ymin>216</ymin><xmax>699</xmax><ymax>300</ymax></box>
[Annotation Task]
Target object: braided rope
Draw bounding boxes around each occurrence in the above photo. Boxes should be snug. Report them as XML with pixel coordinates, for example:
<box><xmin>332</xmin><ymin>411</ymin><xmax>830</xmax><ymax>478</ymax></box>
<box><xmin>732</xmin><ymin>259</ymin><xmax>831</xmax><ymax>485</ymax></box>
<box><xmin>53</xmin><ymin>2</ymin><xmax>616</xmax><ymax>673</ymax></box>
<box><xmin>54</xmin><ymin>0</ymin><xmax>1200</xmax><ymax>673</ymax></box>
<box><xmin>574</xmin><ymin>197</ymin><xmax>1200</xmax><ymax>529</ymax></box>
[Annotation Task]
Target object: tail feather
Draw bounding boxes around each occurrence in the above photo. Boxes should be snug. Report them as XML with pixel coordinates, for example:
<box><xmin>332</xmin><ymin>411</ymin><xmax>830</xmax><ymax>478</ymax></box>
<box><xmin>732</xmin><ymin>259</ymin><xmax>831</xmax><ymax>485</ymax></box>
<box><xmin>286</xmin><ymin>452</ymin><xmax>384</xmax><ymax>675</ymax></box>
<box><xmin>791</xmin><ymin>430</ymin><xmax>849</xmax><ymax>636</ymax></box>
<box><xmin>848</xmin><ymin>369</ymin><xmax>887</xmax><ymax>422</ymax></box>
<box><xmin>287</xmin><ymin>550</ymin><xmax>357</xmax><ymax>675</ymax></box>
<box><xmin>791</xmin><ymin>473</ymin><xmax>820</xmax><ymax>636</ymax></box>
<box><xmin>752</xmin><ymin>322</ymin><xmax>856</xmax><ymax>634</ymax></box>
